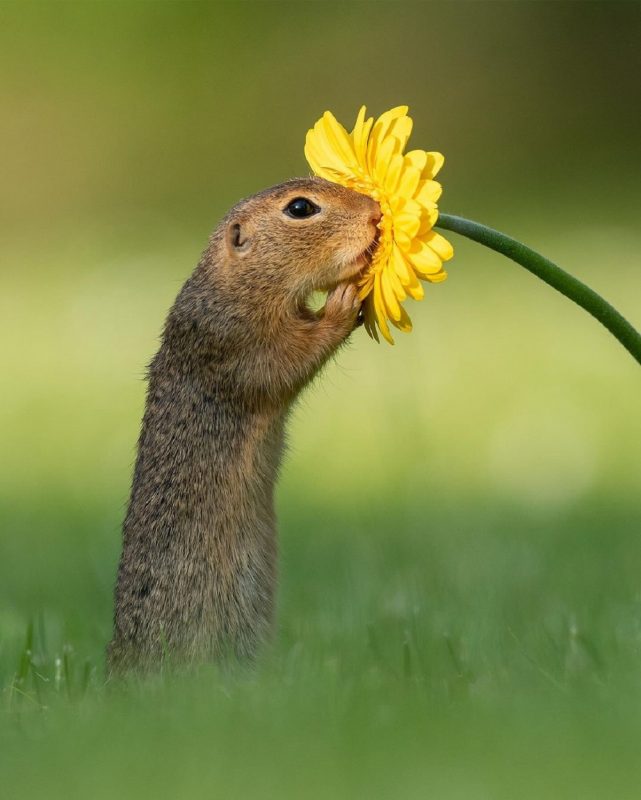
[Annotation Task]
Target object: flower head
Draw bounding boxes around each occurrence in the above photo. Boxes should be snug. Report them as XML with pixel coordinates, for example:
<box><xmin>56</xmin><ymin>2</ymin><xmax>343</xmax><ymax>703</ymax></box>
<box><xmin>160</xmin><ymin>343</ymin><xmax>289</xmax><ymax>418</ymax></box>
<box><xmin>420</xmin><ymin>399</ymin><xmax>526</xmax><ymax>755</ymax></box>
<box><xmin>305</xmin><ymin>106</ymin><xmax>453</xmax><ymax>344</ymax></box>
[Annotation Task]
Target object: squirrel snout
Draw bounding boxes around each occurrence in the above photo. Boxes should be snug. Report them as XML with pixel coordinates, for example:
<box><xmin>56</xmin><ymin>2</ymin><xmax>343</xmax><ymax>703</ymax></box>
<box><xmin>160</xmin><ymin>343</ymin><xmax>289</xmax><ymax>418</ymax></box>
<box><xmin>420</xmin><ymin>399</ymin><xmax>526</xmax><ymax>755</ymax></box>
<box><xmin>368</xmin><ymin>204</ymin><xmax>382</xmax><ymax>243</ymax></box>
<box><xmin>368</xmin><ymin>202</ymin><xmax>382</xmax><ymax>226</ymax></box>
<box><xmin>366</xmin><ymin>202</ymin><xmax>382</xmax><ymax>246</ymax></box>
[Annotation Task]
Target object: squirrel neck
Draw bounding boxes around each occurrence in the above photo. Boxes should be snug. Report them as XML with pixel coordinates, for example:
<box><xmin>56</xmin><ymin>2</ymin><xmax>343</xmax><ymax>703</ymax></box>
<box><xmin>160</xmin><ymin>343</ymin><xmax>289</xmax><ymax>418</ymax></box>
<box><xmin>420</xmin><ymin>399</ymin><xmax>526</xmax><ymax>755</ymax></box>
<box><xmin>132</xmin><ymin>352</ymin><xmax>286</xmax><ymax>520</ymax></box>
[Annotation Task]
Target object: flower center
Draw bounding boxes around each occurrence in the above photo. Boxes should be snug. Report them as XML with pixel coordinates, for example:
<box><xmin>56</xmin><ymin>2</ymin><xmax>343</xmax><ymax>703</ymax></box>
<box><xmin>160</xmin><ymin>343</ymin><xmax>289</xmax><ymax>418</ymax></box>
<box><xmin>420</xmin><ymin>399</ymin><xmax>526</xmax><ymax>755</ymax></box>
<box><xmin>345</xmin><ymin>172</ymin><xmax>395</xmax><ymax>275</ymax></box>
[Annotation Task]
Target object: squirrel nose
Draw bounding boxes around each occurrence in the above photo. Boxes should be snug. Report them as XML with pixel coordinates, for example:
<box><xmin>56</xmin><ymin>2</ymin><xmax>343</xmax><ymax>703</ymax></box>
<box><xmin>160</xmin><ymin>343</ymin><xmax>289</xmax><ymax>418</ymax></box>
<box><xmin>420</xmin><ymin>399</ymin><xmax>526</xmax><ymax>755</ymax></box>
<box><xmin>368</xmin><ymin>201</ymin><xmax>382</xmax><ymax>226</ymax></box>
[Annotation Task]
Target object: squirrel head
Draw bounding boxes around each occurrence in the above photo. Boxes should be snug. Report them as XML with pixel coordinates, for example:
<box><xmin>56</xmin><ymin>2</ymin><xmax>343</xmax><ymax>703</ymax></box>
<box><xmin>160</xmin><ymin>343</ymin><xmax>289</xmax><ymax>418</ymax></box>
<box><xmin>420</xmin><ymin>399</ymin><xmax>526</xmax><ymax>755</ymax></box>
<box><xmin>220</xmin><ymin>178</ymin><xmax>381</xmax><ymax>303</ymax></box>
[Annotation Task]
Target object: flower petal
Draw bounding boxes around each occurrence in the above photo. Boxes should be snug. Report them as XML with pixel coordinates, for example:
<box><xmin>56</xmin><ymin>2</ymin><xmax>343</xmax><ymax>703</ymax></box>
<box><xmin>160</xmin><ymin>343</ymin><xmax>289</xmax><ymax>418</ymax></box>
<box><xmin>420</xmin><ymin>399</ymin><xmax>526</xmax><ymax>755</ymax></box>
<box><xmin>361</xmin><ymin>295</ymin><xmax>379</xmax><ymax>342</ymax></box>
<box><xmin>321</xmin><ymin>111</ymin><xmax>358</xmax><ymax>168</ymax></box>
<box><xmin>404</xmin><ymin>270</ymin><xmax>425</xmax><ymax>300</ymax></box>
<box><xmin>373</xmin><ymin>272</ymin><xmax>394</xmax><ymax>344</ymax></box>
<box><xmin>391</xmin><ymin>246</ymin><xmax>423</xmax><ymax>299</ymax></box>
<box><xmin>358</xmin><ymin>270</ymin><xmax>375</xmax><ymax>300</ymax></box>
<box><xmin>407</xmin><ymin>239</ymin><xmax>443</xmax><ymax>276</ymax></box>
<box><xmin>393</xmin><ymin>211</ymin><xmax>421</xmax><ymax>241</ymax></box>
<box><xmin>351</xmin><ymin>106</ymin><xmax>374</xmax><ymax>171</ymax></box>
<box><xmin>422</xmin><ymin>152</ymin><xmax>444</xmax><ymax>179</ymax></box>
<box><xmin>423</xmin><ymin>230</ymin><xmax>454</xmax><ymax>261</ymax></box>
<box><xmin>394</xmin><ymin>226</ymin><xmax>413</xmax><ymax>252</ymax></box>
<box><xmin>384</xmin><ymin>153</ymin><xmax>405</xmax><ymax>194</ymax></box>
<box><xmin>418</xmin><ymin>207</ymin><xmax>439</xmax><ymax>233</ymax></box>
<box><xmin>381</xmin><ymin>269</ymin><xmax>401</xmax><ymax>321</ymax></box>
<box><xmin>389</xmin><ymin>115</ymin><xmax>413</xmax><ymax>151</ymax></box>
<box><xmin>367</xmin><ymin>106</ymin><xmax>409</xmax><ymax>174</ymax></box>
<box><xmin>350</xmin><ymin>106</ymin><xmax>366</xmax><ymax>152</ymax></box>
<box><xmin>387</xmin><ymin>265</ymin><xmax>407</xmax><ymax>301</ymax></box>
<box><xmin>305</xmin><ymin>124</ymin><xmax>352</xmax><ymax>179</ymax></box>
<box><xmin>397</xmin><ymin>166</ymin><xmax>421</xmax><ymax>200</ymax></box>
<box><xmin>391</xmin><ymin>242</ymin><xmax>412</xmax><ymax>283</ymax></box>
<box><xmin>390</xmin><ymin>304</ymin><xmax>413</xmax><ymax>333</ymax></box>
<box><xmin>405</xmin><ymin>150</ymin><xmax>427</xmax><ymax>173</ymax></box>
<box><xmin>390</xmin><ymin>195</ymin><xmax>422</xmax><ymax>218</ymax></box>
<box><xmin>415</xmin><ymin>179</ymin><xmax>442</xmax><ymax>205</ymax></box>
<box><xmin>427</xmin><ymin>270</ymin><xmax>448</xmax><ymax>284</ymax></box>
<box><xmin>373</xmin><ymin>135</ymin><xmax>401</xmax><ymax>185</ymax></box>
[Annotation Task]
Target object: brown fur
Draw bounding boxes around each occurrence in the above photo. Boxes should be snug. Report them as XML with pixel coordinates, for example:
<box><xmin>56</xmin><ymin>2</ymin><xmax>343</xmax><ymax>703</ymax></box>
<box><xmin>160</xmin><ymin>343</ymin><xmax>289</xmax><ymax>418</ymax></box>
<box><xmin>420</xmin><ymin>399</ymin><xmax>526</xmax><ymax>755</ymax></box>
<box><xmin>107</xmin><ymin>178</ymin><xmax>380</xmax><ymax>672</ymax></box>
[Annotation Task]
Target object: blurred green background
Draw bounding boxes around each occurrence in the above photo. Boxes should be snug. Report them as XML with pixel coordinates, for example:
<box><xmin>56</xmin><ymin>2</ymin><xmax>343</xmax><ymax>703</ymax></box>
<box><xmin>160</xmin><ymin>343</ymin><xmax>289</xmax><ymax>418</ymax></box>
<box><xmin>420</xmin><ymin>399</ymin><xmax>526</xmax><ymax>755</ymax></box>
<box><xmin>1</xmin><ymin>2</ymin><xmax>640</xmax><ymax>797</ymax></box>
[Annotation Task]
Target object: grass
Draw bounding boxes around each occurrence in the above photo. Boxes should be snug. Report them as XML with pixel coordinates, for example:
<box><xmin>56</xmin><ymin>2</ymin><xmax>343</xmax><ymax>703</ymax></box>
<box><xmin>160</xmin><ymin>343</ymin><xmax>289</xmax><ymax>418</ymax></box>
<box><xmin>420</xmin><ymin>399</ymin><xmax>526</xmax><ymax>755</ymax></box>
<box><xmin>2</xmin><ymin>496</ymin><xmax>641</xmax><ymax>798</ymax></box>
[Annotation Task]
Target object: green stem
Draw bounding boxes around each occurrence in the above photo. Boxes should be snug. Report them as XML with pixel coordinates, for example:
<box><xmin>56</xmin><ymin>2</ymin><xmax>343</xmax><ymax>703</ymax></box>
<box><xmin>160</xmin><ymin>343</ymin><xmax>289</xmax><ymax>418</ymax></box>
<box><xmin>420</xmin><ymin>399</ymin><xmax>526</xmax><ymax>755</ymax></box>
<box><xmin>435</xmin><ymin>213</ymin><xmax>641</xmax><ymax>366</ymax></box>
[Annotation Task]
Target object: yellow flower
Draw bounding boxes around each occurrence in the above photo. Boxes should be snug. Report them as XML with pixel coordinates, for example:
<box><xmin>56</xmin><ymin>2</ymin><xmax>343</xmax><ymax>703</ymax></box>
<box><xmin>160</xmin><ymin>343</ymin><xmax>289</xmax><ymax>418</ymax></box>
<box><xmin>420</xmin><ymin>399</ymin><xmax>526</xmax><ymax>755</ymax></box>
<box><xmin>305</xmin><ymin>106</ymin><xmax>453</xmax><ymax>344</ymax></box>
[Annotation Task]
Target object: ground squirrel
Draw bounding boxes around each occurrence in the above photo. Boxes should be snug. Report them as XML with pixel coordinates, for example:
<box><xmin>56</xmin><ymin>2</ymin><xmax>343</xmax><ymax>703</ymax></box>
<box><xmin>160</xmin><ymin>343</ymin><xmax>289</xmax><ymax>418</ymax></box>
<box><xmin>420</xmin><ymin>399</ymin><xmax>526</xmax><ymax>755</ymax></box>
<box><xmin>108</xmin><ymin>178</ymin><xmax>381</xmax><ymax>671</ymax></box>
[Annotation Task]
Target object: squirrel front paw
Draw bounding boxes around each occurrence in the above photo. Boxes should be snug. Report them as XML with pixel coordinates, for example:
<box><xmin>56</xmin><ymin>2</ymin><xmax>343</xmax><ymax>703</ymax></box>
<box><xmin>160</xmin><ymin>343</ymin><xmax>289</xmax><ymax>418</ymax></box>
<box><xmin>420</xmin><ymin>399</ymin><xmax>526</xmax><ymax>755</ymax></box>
<box><xmin>324</xmin><ymin>282</ymin><xmax>362</xmax><ymax>335</ymax></box>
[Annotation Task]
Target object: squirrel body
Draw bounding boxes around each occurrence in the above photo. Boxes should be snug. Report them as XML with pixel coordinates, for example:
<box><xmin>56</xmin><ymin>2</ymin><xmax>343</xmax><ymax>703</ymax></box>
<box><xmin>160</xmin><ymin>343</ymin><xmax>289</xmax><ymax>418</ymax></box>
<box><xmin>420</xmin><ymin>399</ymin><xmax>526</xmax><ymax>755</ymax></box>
<box><xmin>108</xmin><ymin>178</ymin><xmax>380</xmax><ymax>671</ymax></box>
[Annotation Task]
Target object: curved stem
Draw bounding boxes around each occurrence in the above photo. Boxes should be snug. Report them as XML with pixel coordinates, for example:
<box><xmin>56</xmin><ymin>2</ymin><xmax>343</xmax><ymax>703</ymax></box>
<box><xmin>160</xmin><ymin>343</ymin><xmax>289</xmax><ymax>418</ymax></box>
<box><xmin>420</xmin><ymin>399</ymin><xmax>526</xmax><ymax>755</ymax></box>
<box><xmin>435</xmin><ymin>213</ymin><xmax>641</xmax><ymax>366</ymax></box>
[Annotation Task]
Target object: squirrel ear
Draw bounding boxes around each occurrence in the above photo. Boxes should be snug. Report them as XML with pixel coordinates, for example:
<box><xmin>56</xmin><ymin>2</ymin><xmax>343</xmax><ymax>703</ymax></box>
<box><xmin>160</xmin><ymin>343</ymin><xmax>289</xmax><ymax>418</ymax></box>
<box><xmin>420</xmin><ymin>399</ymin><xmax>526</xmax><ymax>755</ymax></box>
<box><xmin>226</xmin><ymin>222</ymin><xmax>250</xmax><ymax>254</ymax></box>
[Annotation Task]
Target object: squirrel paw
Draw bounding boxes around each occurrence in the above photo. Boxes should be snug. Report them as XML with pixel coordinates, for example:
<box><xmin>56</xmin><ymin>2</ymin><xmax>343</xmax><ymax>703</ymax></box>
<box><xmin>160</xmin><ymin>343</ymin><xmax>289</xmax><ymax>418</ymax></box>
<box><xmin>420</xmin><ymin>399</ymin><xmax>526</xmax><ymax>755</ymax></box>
<box><xmin>324</xmin><ymin>282</ymin><xmax>362</xmax><ymax>333</ymax></box>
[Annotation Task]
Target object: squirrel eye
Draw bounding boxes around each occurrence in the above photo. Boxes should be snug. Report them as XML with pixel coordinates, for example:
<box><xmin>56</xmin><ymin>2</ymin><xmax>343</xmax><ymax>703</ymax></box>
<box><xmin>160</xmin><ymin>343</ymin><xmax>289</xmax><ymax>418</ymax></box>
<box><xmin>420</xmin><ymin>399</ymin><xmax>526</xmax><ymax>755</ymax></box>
<box><xmin>284</xmin><ymin>197</ymin><xmax>320</xmax><ymax>219</ymax></box>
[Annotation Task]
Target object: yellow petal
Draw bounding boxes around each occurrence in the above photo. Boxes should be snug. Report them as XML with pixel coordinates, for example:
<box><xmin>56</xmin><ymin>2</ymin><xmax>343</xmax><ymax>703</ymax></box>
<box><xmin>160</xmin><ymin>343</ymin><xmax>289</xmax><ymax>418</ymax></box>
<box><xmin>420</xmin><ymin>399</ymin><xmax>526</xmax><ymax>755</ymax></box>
<box><xmin>393</xmin><ymin>211</ymin><xmax>421</xmax><ymax>240</ymax></box>
<box><xmin>418</xmin><ymin>207</ymin><xmax>439</xmax><ymax>233</ymax></box>
<box><xmin>405</xmin><ymin>150</ymin><xmax>427</xmax><ymax>173</ymax></box>
<box><xmin>394</xmin><ymin>226</ymin><xmax>413</xmax><ymax>251</ymax></box>
<box><xmin>388</xmin><ymin>115</ymin><xmax>413</xmax><ymax>151</ymax></box>
<box><xmin>423</xmin><ymin>230</ymin><xmax>454</xmax><ymax>261</ymax></box>
<box><xmin>407</xmin><ymin>239</ymin><xmax>443</xmax><ymax>276</ymax></box>
<box><xmin>397</xmin><ymin>166</ymin><xmax>421</xmax><ymax>200</ymax></box>
<box><xmin>351</xmin><ymin>106</ymin><xmax>375</xmax><ymax>171</ymax></box>
<box><xmin>425</xmin><ymin>268</ymin><xmax>448</xmax><ymax>284</ymax></box>
<box><xmin>391</xmin><ymin>242</ymin><xmax>412</xmax><ymax>283</ymax></box>
<box><xmin>392</xmin><ymin>242</ymin><xmax>425</xmax><ymax>298</ymax></box>
<box><xmin>373</xmin><ymin>135</ymin><xmax>401</xmax><ymax>185</ymax></box>
<box><xmin>350</xmin><ymin>106</ymin><xmax>366</xmax><ymax>152</ymax></box>
<box><xmin>358</xmin><ymin>270</ymin><xmax>375</xmax><ymax>300</ymax></box>
<box><xmin>372</xmin><ymin>106</ymin><xmax>409</xmax><ymax>141</ymax></box>
<box><xmin>389</xmin><ymin>195</ymin><xmax>422</xmax><ymax>218</ymax></box>
<box><xmin>384</xmin><ymin>153</ymin><xmax>404</xmax><ymax>194</ymax></box>
<box><xmin>373</xmin><ymin>273</ymin><xmax>394</xmax><ymax>344</ymax></box>
<box><xmin>415</xmin><ymin>179</ymin><xmax>442</xmax><ymax>205</ymax></box>
<box><xmin>381</xmin><ymin>269</ymin><xmax>401</xmax><ymax>321</ymax></box>
<box><xmin>404</xmin><ymin>268</ymin><xmax>425</xmax><ymax>300</ymax></box>
<box><xmin>422</xmin><ymin>152</ymin><xmax>445</xmax><ymax>179</ymax></box>
<box><xmin>367</xmin><ymin>106</ymin><xmax>408</xmax><ymax>174</ymax></box>
<box><xmin>303</xmin><ymin>133</ymin><xmax>329</xmax><ymax>177</ymax></box>
<box><xmin>320</xmin><ymin>166</ymin><xmax>359</xmax><ymax>184</ymax></box>
<box><xmin>308</xmin><ymin>121</ymin><xmax>343</xmax><ymax>165</ymax></box>
<box><xmin>361</xmin><ymin>294</ymin><xmax>379</xmax><ymax>342</ymax></box>
<box><xmin>321</xmin><ymin>111</ymin><xmax>358</xmax><ymax>167</ymax></box>
<box><xmin>390</xmin><ymin>305</ymin><xmax>413</xmax><ymax>333</ymax></box>
<box><xmin>305</xmin><ymin>125</ymin><xmax>351</xmax><ymax>179</ymax></box>
<box><xmin>387</xmin><ymin>265</ymin><xmax>407</xmax><ymax>301</ymax></box>
<box><xmin>305</xmin><ymin>130</ymin><xmax>351</xmax><ymax>180</ymax></box>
